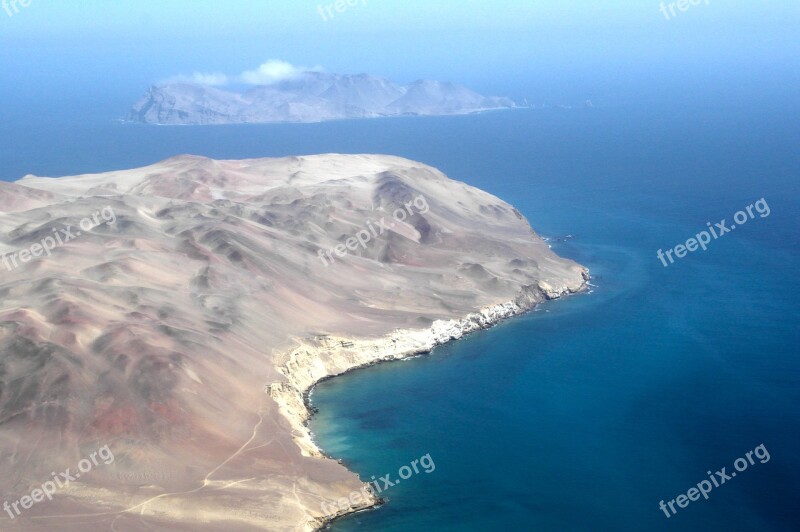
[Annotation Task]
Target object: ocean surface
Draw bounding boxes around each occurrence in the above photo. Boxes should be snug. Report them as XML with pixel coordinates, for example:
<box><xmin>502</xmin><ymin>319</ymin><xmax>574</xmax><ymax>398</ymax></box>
<box><xmin>2</xmin><ymin>102</ymin><xmax>798</xmax><ymax>530</ymax></box>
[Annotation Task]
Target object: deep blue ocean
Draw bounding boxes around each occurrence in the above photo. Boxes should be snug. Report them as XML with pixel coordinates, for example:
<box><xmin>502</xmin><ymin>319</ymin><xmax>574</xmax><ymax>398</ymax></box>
<box><xmin>2</xmin><ymin>102</ymin><xmax>798</xmax><ymax>530</ymax></box>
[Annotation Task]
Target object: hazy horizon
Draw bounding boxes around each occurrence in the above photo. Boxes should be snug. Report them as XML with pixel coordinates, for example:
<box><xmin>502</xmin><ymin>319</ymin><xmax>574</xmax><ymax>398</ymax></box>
<box><xmin>1</xmin><ymin>1</ymin><xmax>798</xmax><ymax>120</ymax></box>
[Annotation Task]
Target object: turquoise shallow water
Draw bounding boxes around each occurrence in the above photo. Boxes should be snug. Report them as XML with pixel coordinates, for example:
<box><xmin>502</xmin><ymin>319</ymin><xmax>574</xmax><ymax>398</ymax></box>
<box><xmin>2</xmin><ymin>103</ymin><xmax>798</xmax><ymax>530</ymax></box>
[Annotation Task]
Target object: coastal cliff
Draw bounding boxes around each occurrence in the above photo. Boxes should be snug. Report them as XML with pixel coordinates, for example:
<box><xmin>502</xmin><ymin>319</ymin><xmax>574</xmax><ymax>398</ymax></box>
<box><xmin>270</xmin><ymin>281</ymin><xmax>588</xmax><ymax>528</ymax></box>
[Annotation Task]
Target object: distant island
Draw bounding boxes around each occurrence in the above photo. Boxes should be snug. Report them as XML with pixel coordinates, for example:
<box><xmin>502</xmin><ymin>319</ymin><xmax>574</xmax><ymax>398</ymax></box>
<box><xmin>128</xmin><ymin>71</ymin><xmax>517</xmax><ymax>125</ymax></box>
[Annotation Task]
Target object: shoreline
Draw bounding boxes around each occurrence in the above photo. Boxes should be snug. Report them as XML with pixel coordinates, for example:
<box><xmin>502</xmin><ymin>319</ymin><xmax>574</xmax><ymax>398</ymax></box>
<box><xmin>265</xmin><ymin>275</ymin><xmax>589</xmax><ymax>531</ymax></box>
<box><xmin>123</xmin><ymin>104</ymin><xmax>521</xmax><ymax>127</ymax></box>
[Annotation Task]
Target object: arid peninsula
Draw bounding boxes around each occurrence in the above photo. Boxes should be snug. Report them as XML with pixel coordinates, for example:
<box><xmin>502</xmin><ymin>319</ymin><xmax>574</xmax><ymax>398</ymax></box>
<box><xmin>0</xmin><ymin>154</ymin><xmax>587</xmax><ymax>530</ymax></box>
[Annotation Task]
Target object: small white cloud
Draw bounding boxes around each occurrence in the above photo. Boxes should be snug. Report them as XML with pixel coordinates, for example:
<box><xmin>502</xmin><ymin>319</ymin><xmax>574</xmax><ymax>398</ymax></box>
<box><xmin>161</xmin><ymin>60</ymin><xmax>323</xmax><ymax>87</ymax></box>
<box><xmin>238</xmin><ymin>60</ymin><xmax>308</xmax><ymax>85</ymax></box>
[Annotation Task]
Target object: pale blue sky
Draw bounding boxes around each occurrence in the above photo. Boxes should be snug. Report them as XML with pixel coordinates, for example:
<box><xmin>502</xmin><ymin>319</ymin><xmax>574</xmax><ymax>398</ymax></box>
<box><xmin>1</xmin><ymin>1</ymin><xmax>798</xmax><ymax>114</ymax></box>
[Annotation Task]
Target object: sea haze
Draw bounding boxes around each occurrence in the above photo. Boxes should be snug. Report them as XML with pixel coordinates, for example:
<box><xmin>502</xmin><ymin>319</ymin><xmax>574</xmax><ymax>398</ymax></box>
<box><xmin>1</xmin><ymin>98</ymin><xmax>798</xmax><ymax>531</ymax></box>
